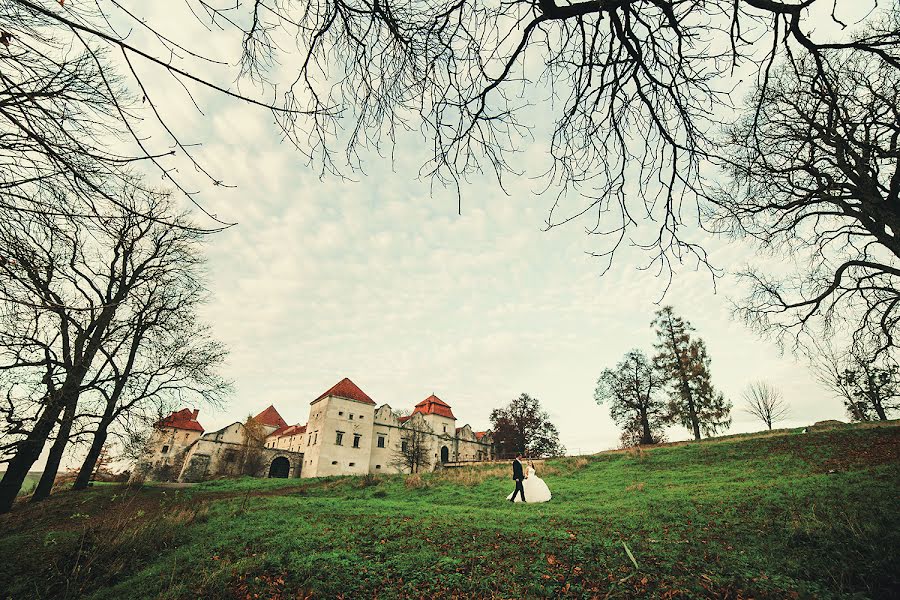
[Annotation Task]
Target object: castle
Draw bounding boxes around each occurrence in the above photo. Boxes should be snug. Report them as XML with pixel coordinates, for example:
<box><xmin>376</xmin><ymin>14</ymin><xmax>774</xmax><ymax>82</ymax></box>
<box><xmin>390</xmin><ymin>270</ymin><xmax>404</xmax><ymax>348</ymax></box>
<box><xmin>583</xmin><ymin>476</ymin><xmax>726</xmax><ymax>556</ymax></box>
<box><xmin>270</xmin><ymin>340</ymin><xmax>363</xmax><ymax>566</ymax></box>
<box><xmin>133</xmin><ymin>377</ymin><xmax>495</xmax><ymax>482</ymax></box>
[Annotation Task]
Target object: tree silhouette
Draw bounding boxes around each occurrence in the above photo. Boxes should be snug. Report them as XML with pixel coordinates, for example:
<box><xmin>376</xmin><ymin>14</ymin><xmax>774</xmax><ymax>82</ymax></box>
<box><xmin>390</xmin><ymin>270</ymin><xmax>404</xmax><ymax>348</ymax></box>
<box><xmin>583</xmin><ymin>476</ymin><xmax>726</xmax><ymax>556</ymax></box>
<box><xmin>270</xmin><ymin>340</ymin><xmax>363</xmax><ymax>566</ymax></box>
<box><xmin>490</xmin><ymin>393</ymin><xmax>564</xmax><ymax>458</ymax></box>
<box><xmin>742</xmin><ymin>381</ymin><xmax>789</xmax><ymax>430</ymax></box>
<box><xmin>595</xmin><ymin>349</ymin><xmax>667</xmax><ymax>445</ymax></box>
<box><xmin>652</xmin><ymin>307</ymin><xmax>732</xmax><ymax>440</ymax></box>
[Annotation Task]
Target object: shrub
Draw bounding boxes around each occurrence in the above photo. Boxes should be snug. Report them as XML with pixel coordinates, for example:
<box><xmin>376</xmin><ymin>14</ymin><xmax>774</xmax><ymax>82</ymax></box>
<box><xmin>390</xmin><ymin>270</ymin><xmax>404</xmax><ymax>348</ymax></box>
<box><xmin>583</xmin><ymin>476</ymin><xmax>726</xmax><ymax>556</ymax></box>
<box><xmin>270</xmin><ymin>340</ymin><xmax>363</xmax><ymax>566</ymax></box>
<box><xmin>358</xmin><ymin>473</ymin><xmax>380</xmax><ymax>488</ymax></box>
<box><xmin>404</xmin><ymin>474</ymin><xmax>429</xmax><ymax>489</ymax></box>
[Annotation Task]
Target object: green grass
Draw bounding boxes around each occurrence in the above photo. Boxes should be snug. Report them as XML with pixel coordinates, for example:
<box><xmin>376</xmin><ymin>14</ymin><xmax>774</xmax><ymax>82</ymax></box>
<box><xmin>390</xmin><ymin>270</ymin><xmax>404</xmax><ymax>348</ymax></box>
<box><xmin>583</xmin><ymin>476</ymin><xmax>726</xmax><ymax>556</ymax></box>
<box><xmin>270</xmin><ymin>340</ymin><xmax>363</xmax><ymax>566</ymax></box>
<box><xmin>1</xmin><ymin>423</ymin><xmax>898</xmax><ymax>599</ymax></box>
<box><xmin>0</xmin><ymin>471</ymin><xmax>43</xmax><ymax>496</ymax></box>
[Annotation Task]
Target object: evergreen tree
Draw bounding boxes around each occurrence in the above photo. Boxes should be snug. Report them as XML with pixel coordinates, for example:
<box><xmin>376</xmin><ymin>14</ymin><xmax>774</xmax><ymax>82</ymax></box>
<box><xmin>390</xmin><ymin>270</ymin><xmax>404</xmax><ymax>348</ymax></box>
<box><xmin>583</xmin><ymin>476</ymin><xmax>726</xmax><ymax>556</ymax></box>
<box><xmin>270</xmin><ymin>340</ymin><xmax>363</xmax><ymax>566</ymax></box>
<box><xmin>652</xmin><ymin>307</ymin><xmax>732</xmax><ymax>440</ymax></box>
<box><xmin>595</xmin><ymin>350</ymin><xmax>667</xmax><ymax>446</ymax></box>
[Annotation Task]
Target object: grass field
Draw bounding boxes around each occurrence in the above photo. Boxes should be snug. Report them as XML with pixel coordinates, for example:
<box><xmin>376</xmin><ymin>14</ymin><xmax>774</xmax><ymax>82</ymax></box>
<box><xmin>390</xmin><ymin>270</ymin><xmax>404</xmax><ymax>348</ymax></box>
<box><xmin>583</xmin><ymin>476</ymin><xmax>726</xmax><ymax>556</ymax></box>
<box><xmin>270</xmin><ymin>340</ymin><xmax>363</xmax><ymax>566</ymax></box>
<box><xmin>1</xmin><ymin>423</ymin><xmax>898</xmax><ymax>599</ymax></box>
<box><xmin>0</xmin><ymin>471</ymin><xmax>42</xmax><ymax>496</ymax></box>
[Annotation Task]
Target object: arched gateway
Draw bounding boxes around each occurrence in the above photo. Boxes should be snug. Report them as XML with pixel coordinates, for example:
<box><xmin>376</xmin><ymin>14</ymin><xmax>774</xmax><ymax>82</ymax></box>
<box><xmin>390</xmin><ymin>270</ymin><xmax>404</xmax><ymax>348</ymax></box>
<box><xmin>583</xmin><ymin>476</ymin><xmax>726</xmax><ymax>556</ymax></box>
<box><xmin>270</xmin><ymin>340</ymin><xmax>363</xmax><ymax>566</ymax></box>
<box><xmin>268</xmin><ymin>456</ymin><xmax>291</xmax><ymax>478</ymax></box>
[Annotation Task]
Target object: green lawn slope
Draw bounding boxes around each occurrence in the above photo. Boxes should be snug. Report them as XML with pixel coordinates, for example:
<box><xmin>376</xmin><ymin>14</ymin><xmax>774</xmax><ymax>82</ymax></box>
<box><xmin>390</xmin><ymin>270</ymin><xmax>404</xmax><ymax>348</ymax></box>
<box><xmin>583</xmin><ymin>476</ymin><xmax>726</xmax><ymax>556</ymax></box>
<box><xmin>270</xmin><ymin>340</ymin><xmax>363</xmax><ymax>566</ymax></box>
<box><xmin>1</xmin><ymin>423</ymin><xmax>898</xmax><ymax>599</ymax></box>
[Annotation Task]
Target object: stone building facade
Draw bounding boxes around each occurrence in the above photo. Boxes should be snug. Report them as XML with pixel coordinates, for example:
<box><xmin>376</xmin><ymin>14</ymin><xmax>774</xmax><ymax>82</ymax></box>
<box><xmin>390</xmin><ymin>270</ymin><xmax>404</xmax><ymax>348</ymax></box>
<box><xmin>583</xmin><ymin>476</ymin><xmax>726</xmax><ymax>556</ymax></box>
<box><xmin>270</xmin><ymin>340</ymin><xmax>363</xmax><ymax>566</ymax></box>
<box><xmin>133</xmin><ymin>378</ymin><xmax>494</xmax><ymax>483</ymax></box>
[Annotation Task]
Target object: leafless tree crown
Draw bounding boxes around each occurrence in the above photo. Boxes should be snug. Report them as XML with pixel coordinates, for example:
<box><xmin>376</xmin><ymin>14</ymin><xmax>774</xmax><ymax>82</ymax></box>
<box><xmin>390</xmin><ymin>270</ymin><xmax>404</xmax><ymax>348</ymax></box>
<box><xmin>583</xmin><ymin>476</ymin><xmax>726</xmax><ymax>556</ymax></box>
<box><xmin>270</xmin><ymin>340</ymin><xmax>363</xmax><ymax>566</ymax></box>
<box><xmin>741</xmin><ymin>381</ymin><xmax>788</xmax><ymax>430</ymax></box>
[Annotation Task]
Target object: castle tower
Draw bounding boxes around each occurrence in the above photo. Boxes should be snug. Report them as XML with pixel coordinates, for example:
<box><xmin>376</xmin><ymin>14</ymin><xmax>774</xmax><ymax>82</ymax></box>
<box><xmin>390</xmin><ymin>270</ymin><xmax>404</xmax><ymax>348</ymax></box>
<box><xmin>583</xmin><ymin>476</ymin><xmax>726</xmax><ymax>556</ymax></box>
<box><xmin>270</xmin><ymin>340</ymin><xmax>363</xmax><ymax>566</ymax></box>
<box><xmin>132</xmin><ymin>408</ymin><xmax>204</xmax><ymax>481</ymax></box>
<box><xmin>303</xmin><ymin>377</ymin><xmax>377</xmax><ymax>477</ymax></box>
<box><xmin>411</xmin><ymin>394</ymin><xmax>457</xmax><ymax>463</ymax></box>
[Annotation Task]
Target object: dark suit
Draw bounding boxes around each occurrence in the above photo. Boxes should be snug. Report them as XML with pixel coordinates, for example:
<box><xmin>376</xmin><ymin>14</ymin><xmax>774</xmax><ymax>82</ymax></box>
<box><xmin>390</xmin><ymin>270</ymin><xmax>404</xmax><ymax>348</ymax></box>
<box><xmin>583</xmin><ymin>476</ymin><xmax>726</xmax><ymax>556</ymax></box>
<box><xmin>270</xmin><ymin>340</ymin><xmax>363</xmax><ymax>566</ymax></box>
<box><xmin>510</xmin><ymin>458</ymin><xmax>526</xmax><ymax>502</ymax></box>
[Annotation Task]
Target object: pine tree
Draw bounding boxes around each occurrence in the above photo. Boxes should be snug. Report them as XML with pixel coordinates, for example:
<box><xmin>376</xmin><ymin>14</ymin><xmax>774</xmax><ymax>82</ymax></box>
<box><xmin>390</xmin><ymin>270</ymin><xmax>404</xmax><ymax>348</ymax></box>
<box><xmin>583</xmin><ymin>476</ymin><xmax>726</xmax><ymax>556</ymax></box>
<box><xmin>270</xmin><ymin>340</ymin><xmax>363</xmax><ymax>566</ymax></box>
<box><xmin>652</xmin><ymin>307</ymin><xmax>732</xmax><ymax>440</ymax></box>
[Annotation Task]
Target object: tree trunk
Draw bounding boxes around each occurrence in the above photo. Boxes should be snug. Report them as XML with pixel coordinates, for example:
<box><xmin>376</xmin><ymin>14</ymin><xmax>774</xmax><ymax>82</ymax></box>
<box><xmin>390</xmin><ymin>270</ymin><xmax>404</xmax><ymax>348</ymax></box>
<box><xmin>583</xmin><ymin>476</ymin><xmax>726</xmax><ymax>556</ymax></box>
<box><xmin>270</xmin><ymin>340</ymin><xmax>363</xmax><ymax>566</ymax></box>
<box><xmin>0</xmin><ymin>397</ymin><xmax>66</xmax><ymax>513</ymax></box>
<box><xmin>685</xmin><ymin>387</ymin><xmax>701</xmax><ymax>440</ymax></box>
<box><xmin>0</xmin><ymin>303</ymin><xmax>118</xmax><ymax>513</ymax></box>
<box><xmin>32</xmin><ymin>396</ymin><xmax>78</xmax><ymax>502</ymax></box>
<box><xmin>639</xmin><ymin>409</ymin><xmax>654</xmax><ymax>445</ymax></box>
<box><xmin>73</xmin><ymin>419</ymin><xmax>111</xmax><ymax>491</ymax></box>
<box><xmin>873</xmin><ymin>399</ymin><xmax>888</xmax><ymax>421</ymax></box>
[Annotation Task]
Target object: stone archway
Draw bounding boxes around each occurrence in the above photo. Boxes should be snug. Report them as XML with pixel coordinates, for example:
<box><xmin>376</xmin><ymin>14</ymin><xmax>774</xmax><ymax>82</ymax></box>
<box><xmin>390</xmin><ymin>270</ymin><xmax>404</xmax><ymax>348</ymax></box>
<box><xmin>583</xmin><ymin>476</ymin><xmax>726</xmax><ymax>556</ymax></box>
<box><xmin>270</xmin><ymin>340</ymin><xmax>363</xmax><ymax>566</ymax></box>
<box><xmin>440</xmin><ymin>446</ymin><xmax>450</xmax><ymax>463</ymax></box>
<box><xmin>268</xmin><ymin>456</ymin><xmax>290</xmax><ymax>478</ymax></box>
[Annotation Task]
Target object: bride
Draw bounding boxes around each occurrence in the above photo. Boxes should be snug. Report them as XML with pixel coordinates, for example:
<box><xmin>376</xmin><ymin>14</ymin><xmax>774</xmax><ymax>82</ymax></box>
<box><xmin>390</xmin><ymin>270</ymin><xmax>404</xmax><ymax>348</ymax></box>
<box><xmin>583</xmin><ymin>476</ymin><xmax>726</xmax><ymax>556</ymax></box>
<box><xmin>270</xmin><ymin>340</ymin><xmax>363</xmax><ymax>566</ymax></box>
<box><xmin>507</xmin><ymin>460</ymin><xmax>552</xmax><ymax>503</ymax></box>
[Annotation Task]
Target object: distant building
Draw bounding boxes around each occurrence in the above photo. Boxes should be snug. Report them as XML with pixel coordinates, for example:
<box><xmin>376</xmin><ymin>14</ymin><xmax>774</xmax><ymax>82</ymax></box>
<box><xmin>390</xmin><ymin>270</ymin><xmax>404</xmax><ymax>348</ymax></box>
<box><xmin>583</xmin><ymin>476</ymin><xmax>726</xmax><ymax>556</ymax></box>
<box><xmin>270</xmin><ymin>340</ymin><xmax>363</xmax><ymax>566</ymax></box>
<box><xmin>133</xmin><ymin>377</ymin><xmax>494</xmax><ymax>482</ymax></box>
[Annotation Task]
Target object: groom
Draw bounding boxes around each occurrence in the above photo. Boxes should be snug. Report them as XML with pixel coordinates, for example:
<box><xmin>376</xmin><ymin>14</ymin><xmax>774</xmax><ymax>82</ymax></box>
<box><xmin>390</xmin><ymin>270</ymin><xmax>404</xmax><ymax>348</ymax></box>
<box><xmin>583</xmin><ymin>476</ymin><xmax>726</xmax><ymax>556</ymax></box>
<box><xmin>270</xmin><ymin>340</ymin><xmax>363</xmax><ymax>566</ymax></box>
<box><xmin>509</xmin><ymin>454</ymin><xmax>526</xmax><ymax>503</ymax></box>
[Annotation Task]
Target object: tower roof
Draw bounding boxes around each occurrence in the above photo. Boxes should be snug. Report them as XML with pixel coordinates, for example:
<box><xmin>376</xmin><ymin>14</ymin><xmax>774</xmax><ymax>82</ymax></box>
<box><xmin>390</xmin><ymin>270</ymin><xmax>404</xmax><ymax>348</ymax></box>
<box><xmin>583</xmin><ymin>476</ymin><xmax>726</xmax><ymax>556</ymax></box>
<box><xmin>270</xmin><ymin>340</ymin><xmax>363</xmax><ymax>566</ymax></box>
<box><xmin>157</xmin><ymin>408</ymin><xmax>204</xmax><ymax>432</ymax></box>
<box><xmin>254</xmin><ymin>405</ymin><xmax>288</xmax><ymax>429</ymax></box>
<box><xmin>313</xmin><ymin>377</ymin><xmax>376</xmax><ymax>405</ymax></box>
<box><xmin>412</xmin><ymin>394</ymin><xmax>456</xmax><ymax>420</ymax></box>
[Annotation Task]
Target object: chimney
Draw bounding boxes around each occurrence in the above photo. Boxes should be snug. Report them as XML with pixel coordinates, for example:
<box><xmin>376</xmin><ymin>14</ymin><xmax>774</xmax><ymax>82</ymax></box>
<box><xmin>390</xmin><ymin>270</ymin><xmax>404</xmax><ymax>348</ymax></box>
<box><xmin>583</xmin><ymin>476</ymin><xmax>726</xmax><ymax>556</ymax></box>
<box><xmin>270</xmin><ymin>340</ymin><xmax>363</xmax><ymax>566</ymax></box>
<box><xmin>191</xmin><ymin>409</ymin><xmax>199</xmax><ymax>420</ymax></box>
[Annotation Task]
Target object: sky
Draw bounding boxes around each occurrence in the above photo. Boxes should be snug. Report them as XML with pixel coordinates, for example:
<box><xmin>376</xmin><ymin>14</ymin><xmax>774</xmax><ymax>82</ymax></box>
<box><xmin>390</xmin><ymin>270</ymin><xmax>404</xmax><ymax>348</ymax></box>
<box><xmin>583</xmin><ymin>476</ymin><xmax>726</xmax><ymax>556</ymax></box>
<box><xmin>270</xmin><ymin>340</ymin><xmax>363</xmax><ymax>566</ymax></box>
<box><xmin>44</xmin><ymin>0</ymin><xmax>875</xmax><ymax>468</ymax></box>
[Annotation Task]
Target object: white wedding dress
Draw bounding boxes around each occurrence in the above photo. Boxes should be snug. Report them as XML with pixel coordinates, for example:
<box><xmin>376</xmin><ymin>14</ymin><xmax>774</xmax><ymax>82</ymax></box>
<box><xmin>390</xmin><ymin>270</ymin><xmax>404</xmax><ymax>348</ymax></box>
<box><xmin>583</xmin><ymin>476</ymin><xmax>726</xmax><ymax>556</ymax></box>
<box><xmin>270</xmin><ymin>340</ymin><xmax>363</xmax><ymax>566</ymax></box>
<box><xmin>507</xmin><ymin>466</ymin><xmax>552</xmax><ymax>503</ymax></box>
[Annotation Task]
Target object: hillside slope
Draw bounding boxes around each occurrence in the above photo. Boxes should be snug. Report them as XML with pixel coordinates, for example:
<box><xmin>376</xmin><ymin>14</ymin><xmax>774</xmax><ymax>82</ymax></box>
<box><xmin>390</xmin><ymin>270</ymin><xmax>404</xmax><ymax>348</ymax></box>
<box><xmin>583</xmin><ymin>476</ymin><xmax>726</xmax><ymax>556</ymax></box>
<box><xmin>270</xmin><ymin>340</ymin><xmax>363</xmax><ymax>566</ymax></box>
<box><xmin>1</xmin><ymin>423</ymin><xmax>898</xmax><ymax>599</ymax></box>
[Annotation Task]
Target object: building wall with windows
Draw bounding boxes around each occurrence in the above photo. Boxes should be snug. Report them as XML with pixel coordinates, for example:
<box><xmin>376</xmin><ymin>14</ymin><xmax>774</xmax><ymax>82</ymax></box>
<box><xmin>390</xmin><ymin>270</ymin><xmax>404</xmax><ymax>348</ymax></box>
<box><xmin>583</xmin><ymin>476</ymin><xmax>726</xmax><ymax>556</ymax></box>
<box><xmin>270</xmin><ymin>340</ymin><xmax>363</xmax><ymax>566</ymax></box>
<box><xmin>135</xmin><ymin>378</ymin><xmax>496</xmax><ymax>483</ymax></box>
<box><xmin>300</xmin><ymin>394</ymin><xmax>376</xmax><ymax>478</ymax></box>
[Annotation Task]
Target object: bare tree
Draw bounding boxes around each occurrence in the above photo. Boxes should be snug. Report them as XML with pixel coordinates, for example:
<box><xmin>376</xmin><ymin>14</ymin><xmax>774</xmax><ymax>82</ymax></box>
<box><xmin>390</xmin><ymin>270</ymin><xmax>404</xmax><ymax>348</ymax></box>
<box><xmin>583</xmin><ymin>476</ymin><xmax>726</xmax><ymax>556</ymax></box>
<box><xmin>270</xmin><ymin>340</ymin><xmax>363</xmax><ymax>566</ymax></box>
<box><xmin>241</xmin><ymin>416</ymin><xmax>268</xmax><ymax>476</ymax></box>
<box><xmin>716</xmin><ymin>8</ymin><xmax>900</xmax><ymax>354</ymax></box>
<box><xmin>390</xmin><ymin>415</ymin><xmax>433</xmax><ymax>474</ymax></box>
<box><xmin>1</xmin><ymin>1</ymin><xmax>319</xmax><ymax>227</ymax></box>
<box><xmin>742</xmin><ymin>381</ymin><xmax>789</xmax><ymax>430</ymax></box>
<box><xmin>813</xmin><ymin>341</ymin><xmax>900</xmax><ymax>422</ymax></box>
<box><xmin>71</xmin><ymin>317</ymin><xmax>230</xmax><ymax>491</ymax></box>
<box><xmin>4</xmin><ymin>1</ymin><xmax>897</xmax><ymax>250</ymax></box>
<box><xmin>0</xmin><ymin>186</ymin><xmax>207</xmax><ymax>512</ymax></box>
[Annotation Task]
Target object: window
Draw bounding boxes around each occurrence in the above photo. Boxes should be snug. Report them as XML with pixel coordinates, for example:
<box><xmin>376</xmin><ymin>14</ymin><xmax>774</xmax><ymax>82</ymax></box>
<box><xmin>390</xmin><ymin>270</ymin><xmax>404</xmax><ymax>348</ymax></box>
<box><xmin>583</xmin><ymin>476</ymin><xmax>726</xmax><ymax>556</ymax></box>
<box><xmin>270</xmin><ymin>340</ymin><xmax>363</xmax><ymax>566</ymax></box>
<box><xmin>161</xmin><ymin>445</ymin><xmax>169</xmax><ymax>454</ymax></box>
<box><xmin>313</xmin><ymin>432</ymin><xmax>318</xmax><ymax>445</ymax></box>
<box><xmin>307</xmin><ymin>436</ymin><xmax>311</xmax><ymax>446</ymax></box>
<box><xmin>349</xmin><ymin>414</ymin><xmax>354</xmax><ymax>420</ymax></box>
<box><xmin>331</xmin><ymin>460</ymin><xmax>338</xmax><ymax>465</ymax></box>
<box><xmin>443</xmin><ymin>425</ymin><xmax>447</xmax><ymax>433</ymax></box>
<box><xmin>349</xmin><ymin>462</ymin><xmax>355</xmax><ymax>467</ymax></box>
<box><xmin>377</xmin><ymin>436</ymin><xmax>385</xmax><ymax>448</ymax></box>
<box><xmin>375</xmin><ymin>465</ymin><xmax>381</xmax><ymax>469</ymax></box>
<box><xmin>335</xmin><ymin>431</ymin><xmax>344</xmax><ymax>445</ymax></box>
<box><xmin>402</xmin><ymin>440</ymin><xmax>408</xmax><ymax>452</ymax></box>
<box><xmin>359</xmin><ymin>415</ymin><xmax>364</xmax><ymax>420</ymax></box>
<box><xmin>353</xmin><ymin>434</ymin><xmax>361</xmax><ymax>448</ymax></box>
<box><xmin>339</xmin><ymin>411</ymin><xmax>344</xmax><ymax>416</ymax></box>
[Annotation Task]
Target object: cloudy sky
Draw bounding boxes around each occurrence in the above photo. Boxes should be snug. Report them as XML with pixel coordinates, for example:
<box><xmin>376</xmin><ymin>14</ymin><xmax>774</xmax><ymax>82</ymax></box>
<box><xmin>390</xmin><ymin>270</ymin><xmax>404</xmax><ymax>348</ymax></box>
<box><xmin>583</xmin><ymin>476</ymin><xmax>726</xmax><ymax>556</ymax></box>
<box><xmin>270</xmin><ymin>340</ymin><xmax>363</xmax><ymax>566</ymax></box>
<box><xmin>55</xmin><ymin>1</ymin><xmax>868</xmax><ymax>465</ymax></box>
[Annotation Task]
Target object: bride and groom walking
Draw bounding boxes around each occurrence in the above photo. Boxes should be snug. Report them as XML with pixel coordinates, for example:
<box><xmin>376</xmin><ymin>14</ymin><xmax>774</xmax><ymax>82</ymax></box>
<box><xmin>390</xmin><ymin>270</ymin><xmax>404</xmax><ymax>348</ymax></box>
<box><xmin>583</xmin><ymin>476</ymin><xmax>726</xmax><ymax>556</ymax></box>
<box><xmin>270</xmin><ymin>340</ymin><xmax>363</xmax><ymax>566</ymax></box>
<box><xmin>507</xmin><ymin>454</ymin><xmax>552</xmax><ymax>503</ymax></box>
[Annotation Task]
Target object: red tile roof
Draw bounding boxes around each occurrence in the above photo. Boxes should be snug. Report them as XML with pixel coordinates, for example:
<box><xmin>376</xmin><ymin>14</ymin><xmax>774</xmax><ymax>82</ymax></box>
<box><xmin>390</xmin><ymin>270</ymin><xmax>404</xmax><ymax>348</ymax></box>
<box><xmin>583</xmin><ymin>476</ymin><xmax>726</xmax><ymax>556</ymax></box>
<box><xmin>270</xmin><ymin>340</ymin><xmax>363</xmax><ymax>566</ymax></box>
<box><xmin>398</xmin><ymin>415</ymin><xmax>412</xmax><ymax>423</ymax></box>
<box><xmin>314</xmin><ymin>377</ymin><xmax>376</xmax><ymax>405</ymax></box>
<box><xmin>412</xmin><ymin>394</ymin><xmax>456</xmax><ymax>420</ymax></box>
<box><xmin>157</xmin><ymin>408</ymin><xmax>204</xmax><ymax>432</ymax></box>
<box><xmin>475</xmin><ymin>431</ymin><xmax>488</xmax><ymax>441</ymax></box>
<box><xmin>254</xmin><ymin>405</ymin><xmax>288</xmax><ymax>429</ymax></box>
<box><xmin>269</xmin><ymin>424</ymin><xmax>306</xmax><ymax>439</ymax></box>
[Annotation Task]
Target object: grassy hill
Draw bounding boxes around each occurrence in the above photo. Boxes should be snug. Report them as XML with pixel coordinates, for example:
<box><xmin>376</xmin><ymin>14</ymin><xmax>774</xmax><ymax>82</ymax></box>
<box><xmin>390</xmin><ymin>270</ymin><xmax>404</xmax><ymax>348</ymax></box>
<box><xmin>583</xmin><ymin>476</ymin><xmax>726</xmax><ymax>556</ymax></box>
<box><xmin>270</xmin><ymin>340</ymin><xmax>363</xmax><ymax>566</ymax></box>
<box><xmin>1</xmin><ymin>423</ymin><xmax>898</xmax><ymax>599</ymax></box>
<box><xmin>0</xmin><ymin>471</ymin><xmax>43</xmax><ymax>496</ymax></box>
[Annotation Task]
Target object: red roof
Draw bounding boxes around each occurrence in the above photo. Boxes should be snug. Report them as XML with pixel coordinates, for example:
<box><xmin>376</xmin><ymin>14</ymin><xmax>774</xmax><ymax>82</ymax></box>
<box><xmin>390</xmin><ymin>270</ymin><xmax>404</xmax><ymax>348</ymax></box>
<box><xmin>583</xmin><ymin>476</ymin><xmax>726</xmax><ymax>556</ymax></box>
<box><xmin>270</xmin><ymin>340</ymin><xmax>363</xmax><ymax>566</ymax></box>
<box><xmin>314</xmin><ymin>377</ymin><xmax>375</xmax><ymax>405</ymax></box>
<box><xmin>412</xmin><ymin>394</ymin><xmax>456</xmax><ymax>420</ymax></box>
<box><xmin>269</xmin><ymin>424</ymin><xmax>306</xmax><ymax>438</ymax></box>
<box><xmin>254</xmin><ymin>405</ymin><xmax>288</xmax><ymax>429</ymax></box>
<box><xmin>398</xmin><ymin>415</ymin><xmax>412</xmax><ymax>423</ymax></box>
<box><xmin>475</xmin><ymin>431</ymin><xmax>488</xmax><ymax>441</ymax></box>
<box><xmin>157</xmin><ymin>408</ymin><xmax>204</xmax><ymax>432</ymax></box>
